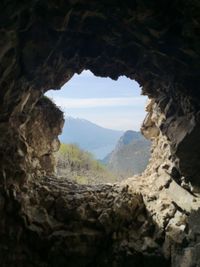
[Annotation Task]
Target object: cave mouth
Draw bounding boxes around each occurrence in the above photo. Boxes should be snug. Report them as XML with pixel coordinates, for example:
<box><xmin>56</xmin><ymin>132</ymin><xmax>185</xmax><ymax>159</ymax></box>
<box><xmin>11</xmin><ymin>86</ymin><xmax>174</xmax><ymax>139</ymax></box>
<box><xmin>2</xmin><ymin>1</ymin><xmax>200</xmax><ymax>265</ymax></box>
<box><xmin>1</xmin><ymin>0</ymin><xmax>200</xmax><ymax>189</ymax></box>
<box><xmin>45</xmin><ymin>70</ymin><xmax>151</xmax><ymax>184</ymax></box>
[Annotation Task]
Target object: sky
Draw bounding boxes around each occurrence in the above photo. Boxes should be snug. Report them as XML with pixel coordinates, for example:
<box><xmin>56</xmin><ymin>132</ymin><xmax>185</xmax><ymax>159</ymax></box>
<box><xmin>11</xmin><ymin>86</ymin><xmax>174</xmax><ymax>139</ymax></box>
<box><xmin>46</xmin><ymin>70</ymin><xmax>148</xmax><ymax>131</ymax></box>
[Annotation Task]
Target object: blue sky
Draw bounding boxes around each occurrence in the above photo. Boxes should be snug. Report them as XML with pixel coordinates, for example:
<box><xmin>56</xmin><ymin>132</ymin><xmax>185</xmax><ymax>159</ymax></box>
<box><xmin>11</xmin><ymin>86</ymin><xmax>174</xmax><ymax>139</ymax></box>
<box><xmin>46</xmin><ymin>70</ymin><xmax>148</xmax><ymax>131</ymax></box>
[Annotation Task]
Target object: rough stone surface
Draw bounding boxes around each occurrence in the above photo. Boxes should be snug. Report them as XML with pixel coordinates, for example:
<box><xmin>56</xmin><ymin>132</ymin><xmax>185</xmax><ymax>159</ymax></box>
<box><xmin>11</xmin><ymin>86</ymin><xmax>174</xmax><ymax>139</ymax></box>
<box><xmin>0</xmin><ymin>176</ymin><xmax>171</xmax><ymax>267</ymax></box>
<box><xmin>1</xmin><ymin>1</ymin><xmax>200</xmax><ymax>266</ymax></box>
<box><xmin>25</xmin><ymin>97</ymin><xmax>64</xmax><ymax>176</ymax></box>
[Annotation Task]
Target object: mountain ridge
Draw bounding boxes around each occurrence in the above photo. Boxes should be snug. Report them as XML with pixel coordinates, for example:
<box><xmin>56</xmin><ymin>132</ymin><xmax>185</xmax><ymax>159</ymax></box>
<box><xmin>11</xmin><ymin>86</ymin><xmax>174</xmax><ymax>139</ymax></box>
<box><xmin>103</xmin><ymin>130</ymin><xmax>151</xmax><ymax>180</ymax></box>
<box><xmin>60</xmin><ymin>117</ymin><xmax>124</xmax><ymax>159</ymax></box>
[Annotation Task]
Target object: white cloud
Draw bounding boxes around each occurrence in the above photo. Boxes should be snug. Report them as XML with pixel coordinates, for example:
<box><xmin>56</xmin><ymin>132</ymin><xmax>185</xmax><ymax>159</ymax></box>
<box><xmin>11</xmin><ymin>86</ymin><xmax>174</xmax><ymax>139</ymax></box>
<box><xmin>51</xmin><ymin>96</ymin><xmax>147</xmax><ymax>109</ymax></box>
<box><xmin>89</xmin><ymin>117</ymin><xmax>144</xmax><ymax>131</ymax></box>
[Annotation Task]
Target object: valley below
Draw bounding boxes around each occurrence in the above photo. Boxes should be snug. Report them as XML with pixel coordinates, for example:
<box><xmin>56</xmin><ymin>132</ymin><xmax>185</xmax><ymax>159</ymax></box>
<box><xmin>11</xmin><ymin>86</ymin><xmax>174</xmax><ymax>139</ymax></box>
<box><xmin>56</xmin><ymin>117</ymin><xmax>151</xmax><ymax>184</ymax></box>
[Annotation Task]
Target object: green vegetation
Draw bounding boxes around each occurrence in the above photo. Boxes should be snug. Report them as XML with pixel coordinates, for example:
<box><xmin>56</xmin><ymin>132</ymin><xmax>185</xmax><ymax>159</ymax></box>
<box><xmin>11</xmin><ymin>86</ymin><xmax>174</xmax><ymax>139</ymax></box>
<box><xmin>56</xmin><ymin>143</ymin><xmax>117</xmax><ymax>184</ymax></box>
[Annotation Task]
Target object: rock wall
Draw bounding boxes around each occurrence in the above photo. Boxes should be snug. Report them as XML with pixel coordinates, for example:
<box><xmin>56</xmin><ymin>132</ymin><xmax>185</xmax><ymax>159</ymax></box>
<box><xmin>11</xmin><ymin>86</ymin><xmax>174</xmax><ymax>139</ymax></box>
<box><xmin>1</xmin><ymin>0</ymin><xmax>200</xmax><ymax>266</ymax></box>
<box><xmin>25</xmin><ymin>97</ymin><xmax>64</xmax><ymax>177</ymax></box>
<box><xmin>129</xmin><ymin>97</ymin><xmax>200</xmax><ymax>265</ymax></box>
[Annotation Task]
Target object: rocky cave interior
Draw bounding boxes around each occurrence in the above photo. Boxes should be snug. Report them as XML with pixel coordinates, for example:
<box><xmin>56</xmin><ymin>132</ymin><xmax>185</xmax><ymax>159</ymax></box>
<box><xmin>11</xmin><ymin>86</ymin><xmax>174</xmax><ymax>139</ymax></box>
<box><xmin>1</xmin><ymin>1</ymin><xmax>200</xmax><ymax>266</ymax></box>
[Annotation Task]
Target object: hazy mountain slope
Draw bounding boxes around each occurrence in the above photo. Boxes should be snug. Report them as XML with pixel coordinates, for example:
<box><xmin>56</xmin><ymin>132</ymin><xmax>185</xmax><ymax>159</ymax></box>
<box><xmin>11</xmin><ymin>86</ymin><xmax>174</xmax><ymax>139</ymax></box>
<box><xmin>103</xmin><ymin>130</ymin><xmax>151</xmax><ymax>180</ymax></box>
<box><xmin>60</xmin><ymin>117</ymin><xmax>123</xmax><ymax>159</ymax></box>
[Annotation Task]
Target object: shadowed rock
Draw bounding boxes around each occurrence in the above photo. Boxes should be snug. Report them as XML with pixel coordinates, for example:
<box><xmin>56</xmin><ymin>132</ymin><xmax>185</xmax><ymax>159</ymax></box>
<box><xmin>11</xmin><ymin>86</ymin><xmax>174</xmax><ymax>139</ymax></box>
<box><xmin>1</xmin><ymin>1</ymin><xmax>200</xmax><ymax>266</ymax></box>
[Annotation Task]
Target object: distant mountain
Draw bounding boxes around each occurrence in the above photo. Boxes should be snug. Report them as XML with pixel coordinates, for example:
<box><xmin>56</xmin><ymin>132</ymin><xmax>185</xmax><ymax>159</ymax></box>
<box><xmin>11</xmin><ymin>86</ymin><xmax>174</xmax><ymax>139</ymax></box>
<box><xmin>103</xmin><ymin>130</ymin><xmax>151</xmax><ymax>180</ymax></box>
<box><xmin>59</xmin><ymin>117</ymin><xmax>123</xmax><ymax>159</ymax></box>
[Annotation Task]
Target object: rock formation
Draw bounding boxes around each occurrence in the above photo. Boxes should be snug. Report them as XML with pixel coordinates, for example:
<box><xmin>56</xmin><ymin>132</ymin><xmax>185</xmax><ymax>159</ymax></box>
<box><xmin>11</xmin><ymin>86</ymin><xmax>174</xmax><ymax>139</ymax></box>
<box><xmin>1</xmin><ymin>1</ymin><xmax>200</xmax><ymax>266</ymax></box>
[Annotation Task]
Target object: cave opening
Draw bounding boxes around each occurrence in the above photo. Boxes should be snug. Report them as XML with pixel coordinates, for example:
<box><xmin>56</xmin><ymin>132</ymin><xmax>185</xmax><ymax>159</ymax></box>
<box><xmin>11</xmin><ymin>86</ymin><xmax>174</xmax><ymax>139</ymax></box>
<box><xmin>45</xmin><ymin>70</ymin><xmax>151</xmax><ymax>184</ymax></box>
<box><xmin>1</xmin><ymin>1</ymin><xmax>200</xmax><ymax>266</ymax></box>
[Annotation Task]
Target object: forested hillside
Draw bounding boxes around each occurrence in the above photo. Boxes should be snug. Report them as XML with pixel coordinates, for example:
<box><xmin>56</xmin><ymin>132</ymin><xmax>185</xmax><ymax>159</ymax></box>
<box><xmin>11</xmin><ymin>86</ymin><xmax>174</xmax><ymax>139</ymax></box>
<box><xmin>56</xmin><ymin>143</ymin><xmax>117</xmax><ymax>184</ymax></box>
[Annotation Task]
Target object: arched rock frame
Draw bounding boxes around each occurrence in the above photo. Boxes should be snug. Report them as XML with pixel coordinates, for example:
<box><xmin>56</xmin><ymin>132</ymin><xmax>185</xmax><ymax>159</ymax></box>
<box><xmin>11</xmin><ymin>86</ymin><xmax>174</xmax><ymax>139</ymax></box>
<box><xmin>1</xmin><ymin>1</ymin><xmax>200</xmax><ymax>266</ymax></box>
